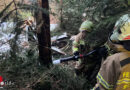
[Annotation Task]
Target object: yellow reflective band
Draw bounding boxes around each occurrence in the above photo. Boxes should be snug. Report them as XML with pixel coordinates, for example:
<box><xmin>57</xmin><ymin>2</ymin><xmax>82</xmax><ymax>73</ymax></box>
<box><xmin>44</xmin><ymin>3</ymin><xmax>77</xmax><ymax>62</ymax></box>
<box><xmin>97</xmin><ymin>73</ymin><xmax>113</xmax><ymax>90</ymax></box>
<box><xmin>117</xmin><ymin>78</ymin><xmax>130</xmax><ymax>85</ymax></box>
<box><xmin>73</xmin><ymin>41</ymin><xmax>79</xmax><ymax>46</ymax></box>
<box><xmin>73</xmin><ymin>48</ymin><xmax>78</xmax><ymax>52</ymax></box>
<box><xmin>80</xmin><ymin>28</ymin><xmax>87</xmax><ymax>30</ymax></box>
<box><xmin>92</xmin><ymin>88</ymin><xmax>95</xmax><ymax>90</ymax></box>
<box><xmin>80</xmin><ymin>40</ymin><xmax>85</xmax><ymax>45</ymax></box>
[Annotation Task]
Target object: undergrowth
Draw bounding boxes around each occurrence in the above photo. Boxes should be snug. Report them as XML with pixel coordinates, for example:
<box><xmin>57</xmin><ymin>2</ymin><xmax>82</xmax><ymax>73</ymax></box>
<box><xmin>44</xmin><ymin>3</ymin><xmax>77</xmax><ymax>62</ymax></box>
<box><xmin>0</xmin><ymin>52</ymin><xmax>91</xmax><ymax>90</ymax></box>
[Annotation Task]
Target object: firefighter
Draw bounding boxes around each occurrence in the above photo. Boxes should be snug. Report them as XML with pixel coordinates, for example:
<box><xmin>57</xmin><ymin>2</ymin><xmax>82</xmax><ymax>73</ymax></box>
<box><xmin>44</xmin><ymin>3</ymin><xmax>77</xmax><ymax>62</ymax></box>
<box><xmin>93</xmin><ymin>14</ymin><xmax>130</xmax><ymax>90</ymax></box>
<box><xmin>72</xmin><ymin>20</ymin><xmax>94</xmax><ymax>75</ymax></box>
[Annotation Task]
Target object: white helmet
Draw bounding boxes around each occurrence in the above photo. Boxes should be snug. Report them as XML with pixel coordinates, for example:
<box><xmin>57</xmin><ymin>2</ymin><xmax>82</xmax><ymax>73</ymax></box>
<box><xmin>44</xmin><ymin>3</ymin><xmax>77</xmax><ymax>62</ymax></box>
<box><xmin>110</xmin><ymin>14</ymin><xmax>130</xmax><ymax>43</ymax></box>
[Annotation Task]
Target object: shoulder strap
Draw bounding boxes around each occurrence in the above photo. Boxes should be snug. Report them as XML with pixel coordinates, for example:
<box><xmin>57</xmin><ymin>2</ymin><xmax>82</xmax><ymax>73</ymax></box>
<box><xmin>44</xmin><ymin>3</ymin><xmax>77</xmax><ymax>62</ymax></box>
<box><xmin>120</xmin><ymin>57</ymin><xmax>130</xmax><ymax>67</ymax></box>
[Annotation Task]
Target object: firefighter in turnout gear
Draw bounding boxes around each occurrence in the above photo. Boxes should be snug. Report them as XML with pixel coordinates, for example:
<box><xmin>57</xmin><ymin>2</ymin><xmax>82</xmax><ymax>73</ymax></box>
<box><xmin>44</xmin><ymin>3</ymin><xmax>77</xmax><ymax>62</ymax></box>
<box><xmin>93</xmin><ymin>14</ymin><xmax>130</xmax><ymax>90</ymax></box>
<box><xmin>72</xmin><ymin>20</ymin><xmax>94</xmax><ymax>75</ymax></box>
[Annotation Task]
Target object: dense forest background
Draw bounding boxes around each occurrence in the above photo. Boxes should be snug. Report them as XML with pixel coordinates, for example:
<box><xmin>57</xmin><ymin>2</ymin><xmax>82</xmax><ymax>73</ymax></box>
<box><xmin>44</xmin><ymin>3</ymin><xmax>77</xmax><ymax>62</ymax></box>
<box><xmin>0</xmin><ymin>0</ymin><xmax>130</xmax><ymax>90</ymax></box>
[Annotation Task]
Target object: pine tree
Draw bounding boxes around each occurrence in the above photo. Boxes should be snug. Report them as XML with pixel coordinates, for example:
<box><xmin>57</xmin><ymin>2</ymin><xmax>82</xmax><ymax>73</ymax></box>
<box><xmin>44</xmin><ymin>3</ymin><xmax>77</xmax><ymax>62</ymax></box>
<box><xmin>36</xmin><ymin>0</ymin><xmax>52</xmax><ymax>67</ymax></box>
<box><xmin>53</xmin><ymin>0</ymin><xmax>130</xmax><ymax>47</ymax></box>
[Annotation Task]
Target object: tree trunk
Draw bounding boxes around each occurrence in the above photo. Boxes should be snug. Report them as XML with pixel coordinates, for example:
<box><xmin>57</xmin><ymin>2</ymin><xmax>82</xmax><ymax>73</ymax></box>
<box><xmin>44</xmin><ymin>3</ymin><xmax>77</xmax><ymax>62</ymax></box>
<box><xmin>36</xmin><ymin>0</ymin><xmax>52</xmax><ymax>67</ymax></box>
<box><xmin>60</xmin><ymin>0</ymin><xmax>63</xmax><ymax>29</ymax></box>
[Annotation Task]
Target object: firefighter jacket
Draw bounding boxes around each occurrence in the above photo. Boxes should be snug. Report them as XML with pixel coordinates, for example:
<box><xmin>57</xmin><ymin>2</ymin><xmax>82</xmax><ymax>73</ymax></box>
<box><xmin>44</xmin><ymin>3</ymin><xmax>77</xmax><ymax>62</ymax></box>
<box><xmin>94</xmin><ymin>51</ymin><xmax>130</xmax><ymax>90</ymax></box>
<box><xmin>72</xmin><ymin>39</ymin><xmax>85</xmax><ymax>53</ymax></box>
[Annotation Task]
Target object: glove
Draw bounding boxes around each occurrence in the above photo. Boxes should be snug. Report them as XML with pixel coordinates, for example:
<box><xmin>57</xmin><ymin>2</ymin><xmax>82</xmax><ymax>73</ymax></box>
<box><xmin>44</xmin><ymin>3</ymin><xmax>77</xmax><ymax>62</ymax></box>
<box><xmin>73</xmin><ymin>51</ymin><xmax>80</xmax><ymax>56</ymax></box>
<box><xmin>98</xmin><ymin>46</ymin><xmax>108</xmax><ymax>59</ymax></box>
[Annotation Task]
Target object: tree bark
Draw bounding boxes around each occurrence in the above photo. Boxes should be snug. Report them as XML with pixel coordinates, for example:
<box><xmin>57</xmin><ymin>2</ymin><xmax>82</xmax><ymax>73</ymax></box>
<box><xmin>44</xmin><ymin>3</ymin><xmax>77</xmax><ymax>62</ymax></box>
<box><xmin>36</xmin><ymin>0</ymin><xmax>52</xmax><ymax>67</ymax></box>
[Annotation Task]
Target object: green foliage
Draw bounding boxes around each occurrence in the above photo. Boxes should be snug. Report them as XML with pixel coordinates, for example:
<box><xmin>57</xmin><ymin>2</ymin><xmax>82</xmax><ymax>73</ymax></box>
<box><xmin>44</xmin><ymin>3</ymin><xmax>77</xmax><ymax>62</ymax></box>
<box><xmin>84</xmin><ymin>0</ymin><xmax>130</xmax><ymax>47</ymax></box>
<box><xmin>86</xmin><ymin>16</ymin><xmax>120</xmax><ymax>47</ymax></box>
<box><xmin>0</xmin><ymin>54</ymin><xmax>91</xmax><ymax>90</ymax></box>
<box><xmin>60</xmin><ymin>0</ymin><xmax>87</xmax><ymax>34</ymax></box>
<box><xmin>54</xmin><ymin>0</ymin><xmax>130</xmax><ymax>48</ymax></box>
<box><xmin>85</xmin><ymin>0</ymin><xmax>129</xmax><ymax>19</ymax></box>
<box><xmin>33</xmin><ymin>65</ymin><xmax>89</xmax><ymax>90</ymax></box>
<box><xmin>18</xmin><ymin>3</ymin><xmax>49</xmax><ymax>15</ymax></box>
<box><xmin>0</xmin><ymin>49</ymin><xmax>43</xmax><ymax>89</ymax></box>
<box><xmin>0</xmin><ymin>0</ymin><xmax>130</xmax><ymax>89</ymax></box>
<box><xmin>18</xmin><ymin>11</ymin><xmax>32</xmax><ymax>19</ymax></box>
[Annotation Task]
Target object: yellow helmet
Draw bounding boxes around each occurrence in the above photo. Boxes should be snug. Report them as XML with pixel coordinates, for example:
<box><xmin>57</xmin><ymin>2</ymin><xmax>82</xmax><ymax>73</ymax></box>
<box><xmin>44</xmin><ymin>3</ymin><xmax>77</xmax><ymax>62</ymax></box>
<box><xmin>110</xmin><ymin>14</ymin><xmax>130</xmax><ymax>43</ymax></box>
<box><xmin>79</xmin><ymin>20</ymin><xmax>94</xmax><ymax>32</ymax></box>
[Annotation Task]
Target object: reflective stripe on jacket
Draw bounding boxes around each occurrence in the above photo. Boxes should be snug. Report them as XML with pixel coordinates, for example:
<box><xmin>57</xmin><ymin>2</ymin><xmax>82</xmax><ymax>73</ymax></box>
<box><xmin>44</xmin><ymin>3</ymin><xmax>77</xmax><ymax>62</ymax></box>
<box><xmin>95</xmin><ymin>52</ymin><xmax>130</xmax><ymax>90</ymax></box>
<box><xmin>116</xmin><ymin>57</ymin><xmax>130</xmax><ymax>90</ymax></box>
<box><xmin>72</xmin><ymin>40</ymin><xmax>85</xmax><ymax>52</ymax></box>
<box><xmin>97</xmin><ymin>73</ymin><xmax>114</xmax><ymax>89</ymax></box>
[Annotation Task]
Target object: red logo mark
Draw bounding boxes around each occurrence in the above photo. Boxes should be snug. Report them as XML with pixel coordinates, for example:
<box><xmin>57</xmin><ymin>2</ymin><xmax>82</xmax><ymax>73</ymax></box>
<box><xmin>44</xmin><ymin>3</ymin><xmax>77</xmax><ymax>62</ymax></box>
<box><xmin>0</xmin><ymin>76</ymin><xmax>4</xmax><ymax>86</ymax></box>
